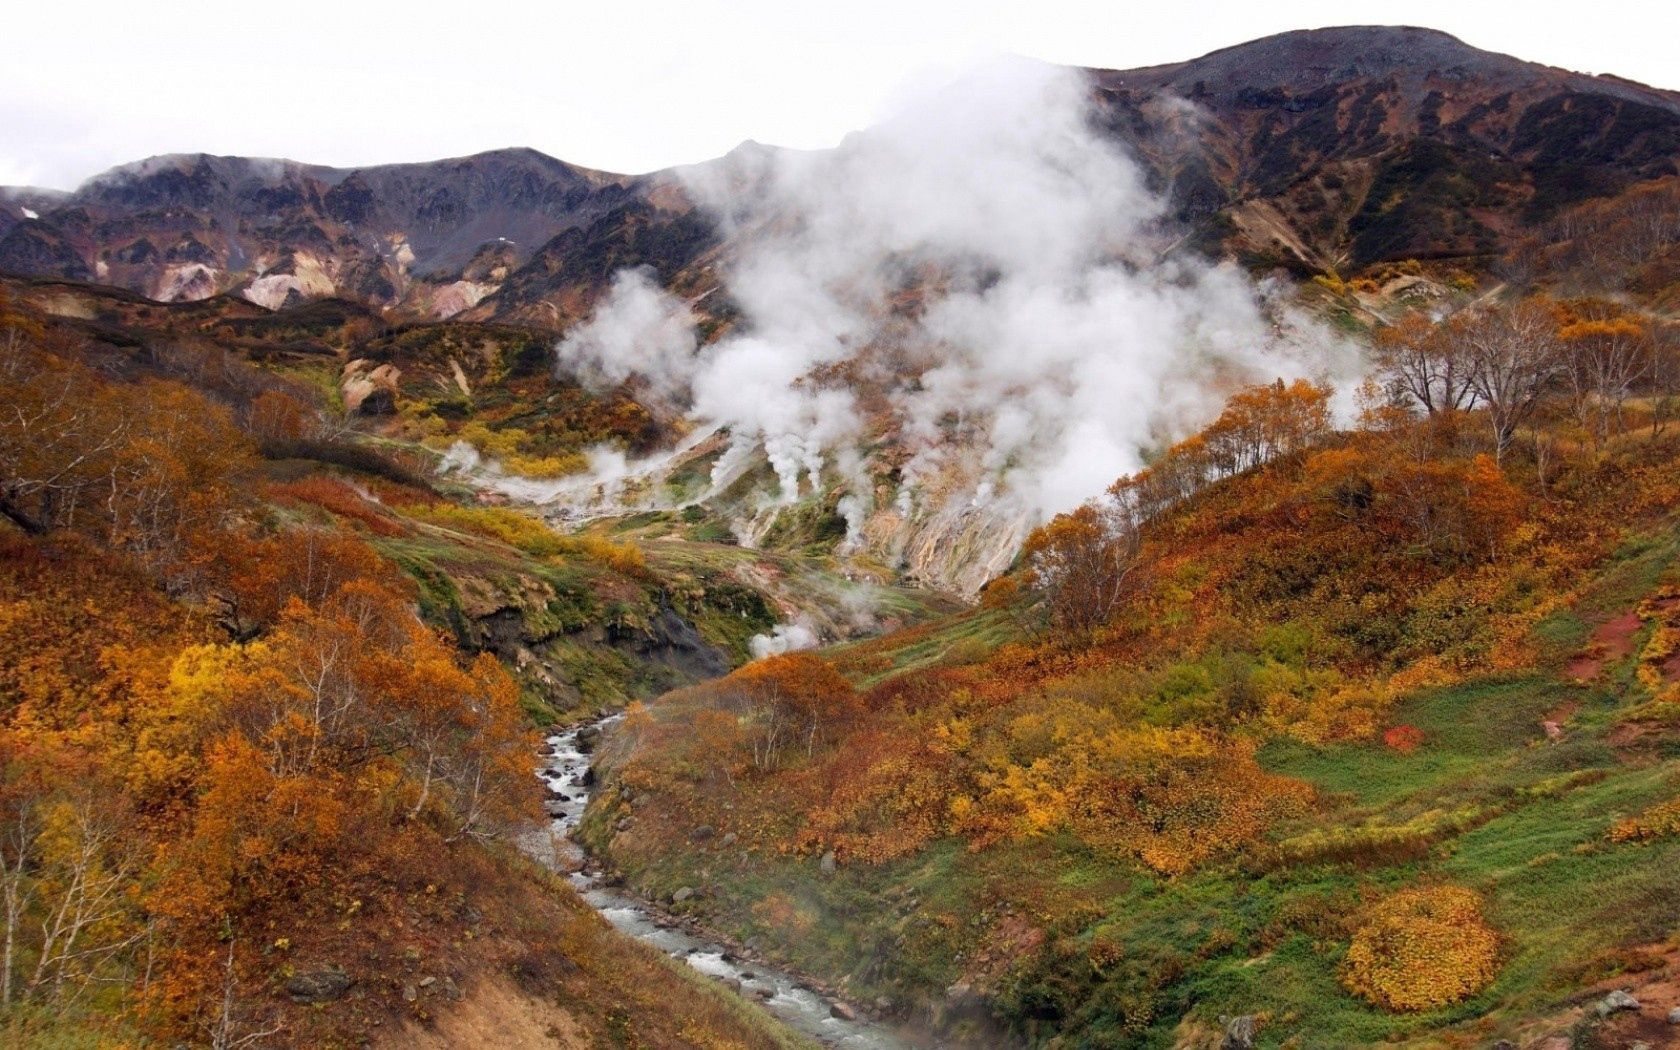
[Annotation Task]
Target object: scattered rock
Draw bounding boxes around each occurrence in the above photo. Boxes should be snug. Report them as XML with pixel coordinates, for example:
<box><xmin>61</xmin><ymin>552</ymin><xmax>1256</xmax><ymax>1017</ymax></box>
<box><xmin>1668</xmin><ymin>1005</ymin><xmax>1680</xmax><ymax>1024</ymax></box>
<box><xmin>820</xmin><ymin>850</ymin><xmax>837</xmax><ymax>874</ymax></box>
<box><xmin>875</xmin><ymin>995</ymin><xmax>893</xmax><ymax>1013</ymax></box>
<box><xmin>284</xmin><ymin>968</ymin><xmax>353</xmax><ymax>1003</ymax></box>
<box><xmin>754</xmin><ymin>986</ymin><xmax>774</xmax><ymax>1000</ymax></box>
<box><xmin>1542</xmin><ymin>720</ymin><xmax>1565</xmax><ymax>741</ymax></box>
<box><xmin>440</xmin><ymin>976</ymin><xmax>464</xmax><ymax>1001</ymax></box>
<box><xmin>672</xmin><ymin>886</ymin><xmax>696</xmax><ymax>903</ymax></box>
<box><xmin>615</xmin><ymin>818</ymin><xmax>633</xmax><ymax>832</ymax></box>
<box><xmin>1593</xmin><ymin>989</ymin><xmax>1639</xmax><ymax>1017</ymax></box>
<box><xmin>418</xmin><ymin>975</ymin><xmax>437</xmax><ymax>989</ymax></box>
<box><xmin>401</xmin><ymin>983</ymin><xmax>418</xmax><ymax>1003</ymax></box>
<box><xmin>719</xmin><ymin>831</ymin><xmax>738</xmax><ymax>847</ymax></box>
<box><xmin>1221</xmin><ymin>1015</ymin><xmax>1256</xmax><ymax>1050</ymax></box>
<box><xmin>830</xmin><ymin>1002</ymin><xmax>857</xmax><ymax>1021</ymax></box>
<box><xmin>691</xmin><ymin>824</ymin><xmax>715</xmax><ymax>841</ymax></box>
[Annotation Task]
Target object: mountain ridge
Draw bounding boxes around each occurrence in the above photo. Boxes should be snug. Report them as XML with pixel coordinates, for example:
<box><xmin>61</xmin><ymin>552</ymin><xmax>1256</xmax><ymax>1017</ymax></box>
<box><xmin>3</xmin><ymin>25</ymin><xmax>1678</xmax><ymax>319</ymax></box>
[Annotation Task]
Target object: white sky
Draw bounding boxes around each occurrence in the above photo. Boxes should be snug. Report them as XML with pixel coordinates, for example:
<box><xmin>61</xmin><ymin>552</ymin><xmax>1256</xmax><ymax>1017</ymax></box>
<box><xmin>4</xmin><ymin>0</ymin><xmax>1677</xmax><ymax>191</ymax></box>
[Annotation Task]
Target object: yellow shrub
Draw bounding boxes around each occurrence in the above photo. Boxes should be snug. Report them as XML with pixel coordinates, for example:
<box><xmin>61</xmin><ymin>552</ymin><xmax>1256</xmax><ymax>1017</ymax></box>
<box><xmin>502</xmin><ymin>450</ymin><xmax>589</xmax><ymax>478</ymax></box>
<box><xmin>1341</xmin><ymin>886</ymin><xmax>1500</xmax><ymax>1012</ymax></box>
<box><xmin>405</xmin><ymin>503</ymin><xmax>565</xmax><ymax>556</ymax></box>
<box><xmin>1608</xmin><ymin>796</ymin><xmax>1680</xmax><ymax>843</ymax></box>
<box><xmin>559</xmin><ymin>535</ymin><xmax>649</xmax><ymax>577</ymax></box>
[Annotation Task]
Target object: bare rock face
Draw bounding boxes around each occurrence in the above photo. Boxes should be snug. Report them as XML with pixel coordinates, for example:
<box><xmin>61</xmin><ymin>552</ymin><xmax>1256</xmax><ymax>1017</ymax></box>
<box><xmin>341</xmin><ymin>359</ymin><xmax>401</xmax><ymax>415</ymax></box>
<box><xmin>285</xmin><ymin>967</ymin><xmax>354</xmax><ymax>1003</ymax></box>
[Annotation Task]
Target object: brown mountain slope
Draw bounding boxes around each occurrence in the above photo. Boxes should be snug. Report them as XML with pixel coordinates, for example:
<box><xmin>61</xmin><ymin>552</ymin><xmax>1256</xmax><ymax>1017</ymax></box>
<box><xmin>1090</xmin><ymin>25</ymin><xmax>1680</xmax><ymax>270</ymax></box>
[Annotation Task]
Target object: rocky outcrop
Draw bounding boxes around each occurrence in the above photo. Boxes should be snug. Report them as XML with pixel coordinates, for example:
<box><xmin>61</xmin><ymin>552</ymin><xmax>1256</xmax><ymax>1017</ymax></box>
<box><xmin>285</xmin><ymin>967</ymin><xmax>354</xmax><ymax>1003</ymax></box>
<box><xmin>341</xmin><ymin>359</ymin><xmax>401</xmax><ymax>415</ymax></box>
<box><xmin>1221</xmin><ymin>1015</ymin><xmax>1257</xmax><ymax>1050</ymax></box>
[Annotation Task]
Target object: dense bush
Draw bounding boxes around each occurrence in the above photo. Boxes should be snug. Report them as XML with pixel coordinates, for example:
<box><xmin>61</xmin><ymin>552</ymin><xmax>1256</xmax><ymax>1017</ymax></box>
<box><xmin>1341</xmin><ymin>886</ymin><xmax>1501</xmax><ymax>1011</ymax></box>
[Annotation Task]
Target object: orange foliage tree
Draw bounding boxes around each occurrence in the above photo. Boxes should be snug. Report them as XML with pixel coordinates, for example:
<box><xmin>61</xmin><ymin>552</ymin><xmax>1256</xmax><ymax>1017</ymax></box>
<box><xmin>723</xmin><ymin>652</ymin><xmax>861</xmax><ymax>770</ymax></box>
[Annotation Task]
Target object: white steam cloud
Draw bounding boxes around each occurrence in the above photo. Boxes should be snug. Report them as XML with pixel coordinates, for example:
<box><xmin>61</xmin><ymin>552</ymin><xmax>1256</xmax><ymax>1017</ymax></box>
<box><xmin>554</xmin><ymin>268</ymin><xmax>699</xmax><ymax>406</ymax></box>
<box><xmin>748</xmin><ymin>621</ymin><xmax>820</xmax><ymax>660</ymax></box>
<box><xmin>553</xmin><ymin>57</ymin><xmax>1357</xmax><ymax>546</ymax></box>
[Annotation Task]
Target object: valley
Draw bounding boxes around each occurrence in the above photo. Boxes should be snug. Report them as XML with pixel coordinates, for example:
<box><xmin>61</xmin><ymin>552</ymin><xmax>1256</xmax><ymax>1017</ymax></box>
<box><xmin>2</xmin><ymin>21</ymin><xmax>1680</xmax><ymax>1050</ymax></box>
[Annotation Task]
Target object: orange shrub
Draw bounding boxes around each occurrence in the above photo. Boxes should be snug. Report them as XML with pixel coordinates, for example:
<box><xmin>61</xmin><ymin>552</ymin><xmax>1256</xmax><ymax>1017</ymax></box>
<box><xmin>1341</xmin><ymin>886</ymin><xmax>1501</xmax><ymax>1011</ymax></box>
<box><xmin>1383</xmin><ymin>724</ymin><xmax>1425</xmax><ymax>754</ymax></box>
<box><xmin>267</xmin><ymin>476</ymin><xmax>405</xmax><ymax>536</ymax></box>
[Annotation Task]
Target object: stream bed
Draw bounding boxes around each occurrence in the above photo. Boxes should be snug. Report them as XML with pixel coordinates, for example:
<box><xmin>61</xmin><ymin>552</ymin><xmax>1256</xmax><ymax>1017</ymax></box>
<box><xmin>531</xmin><ymin>718</ymin><xmax>926</xmax><ymax>1049</ymax></box>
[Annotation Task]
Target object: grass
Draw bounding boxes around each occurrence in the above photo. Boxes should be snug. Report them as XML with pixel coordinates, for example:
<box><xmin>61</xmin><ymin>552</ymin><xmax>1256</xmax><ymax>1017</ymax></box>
<box><xmin>599</xmin><ymin>598</ymin><xmax>1680</xmax><ymax>1047</ymax></box>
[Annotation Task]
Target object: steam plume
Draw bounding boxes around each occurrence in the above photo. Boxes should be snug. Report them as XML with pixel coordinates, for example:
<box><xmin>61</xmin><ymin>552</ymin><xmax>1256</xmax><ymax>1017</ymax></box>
<box><xmin>553</xmin><ymin>57</ymin><xmax>1358</xmax><ymax>561</ymax></box>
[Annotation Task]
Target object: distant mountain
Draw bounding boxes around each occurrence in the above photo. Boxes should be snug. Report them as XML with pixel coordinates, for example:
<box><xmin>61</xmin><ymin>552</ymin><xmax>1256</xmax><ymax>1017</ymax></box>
<box><xmin>0</xmin><ymin>148</ymin><xmax>662</xmax><ymax>320</ymax></box>
<box><xmin>1090</xmin><ymin>25</ymin><xmax>1680</xmax><ymax>270</ymax></box>
<box><xmin>3</xmin><ymin>26</ymin><xmax>1677</xmax><ymax>319</ymax></box>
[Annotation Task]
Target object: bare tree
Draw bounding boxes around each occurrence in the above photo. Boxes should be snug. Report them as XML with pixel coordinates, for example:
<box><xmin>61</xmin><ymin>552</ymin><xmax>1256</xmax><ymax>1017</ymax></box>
<box><xmin>1454</xmin><ymin>301</ymin><xmax>1564</xmax><ymax>463</ymax></box>
<box><xmin>1373</xmin><ymin>312</ymin><xmax>1477</xmax><ymax>416</ymax></box>
<box><xmin>1558</xmin><ymin>303</ymin><xmax>1653</xmax><ymax>447</ymax></box>
<box><xmin>1651</xmin><ymin>324</ymin><xmax>1680</xmax><ymax>437</ymax></box>
<box><xmin>203</xmin><ymin>939</ymin><xmax>282</xmax><ymax>1050</ymax></box>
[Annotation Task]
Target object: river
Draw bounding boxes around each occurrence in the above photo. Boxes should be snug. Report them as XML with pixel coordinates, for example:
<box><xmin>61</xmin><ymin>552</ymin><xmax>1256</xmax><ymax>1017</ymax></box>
<box><xmin>531</xmin><ymin>717</ymin><xmax>927</xmax><ymax>1049</ymax></box>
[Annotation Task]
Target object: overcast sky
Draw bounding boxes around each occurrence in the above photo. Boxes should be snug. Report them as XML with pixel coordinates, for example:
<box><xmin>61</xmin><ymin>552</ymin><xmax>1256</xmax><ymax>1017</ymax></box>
<box><xmin>4</xmin><ymin>0</ymin><xmax>1676</xmax><ymax>191</ymax></box>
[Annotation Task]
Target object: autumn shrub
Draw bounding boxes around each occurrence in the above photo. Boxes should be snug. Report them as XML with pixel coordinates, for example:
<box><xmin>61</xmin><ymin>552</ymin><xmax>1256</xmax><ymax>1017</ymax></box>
<box><xmin>1261</xmin><ymin>806</ymin><xmax>1493</xmax><ymax>872</ymax></box>
<box><xmin>1607</xmin><ymin>795</ymin><xmax>1680</xmax><ymax>843</ymax></box>
<box><xmin>561</xmin><ymin>534</ymin><xmax>650</xmax><ymax>578</ymax></box>
<box><xmin>267</xmin><ymin>476</ymin><xmax>405</xmax><ymax>536</ymax></box>
<box><xmin>1341</xmin><ymin>886</ymin><xmax>1501</xmax><ymax>1011</ymax></box>
<box><xmin>404</xmin><ymin>502</ymin><xmax>568</xmax><ymax>556</ymax></box>
<box><xmin>1383</xmin><ymin>724</ymin><xmax>1425</xmax><ymax>754</ymax></box>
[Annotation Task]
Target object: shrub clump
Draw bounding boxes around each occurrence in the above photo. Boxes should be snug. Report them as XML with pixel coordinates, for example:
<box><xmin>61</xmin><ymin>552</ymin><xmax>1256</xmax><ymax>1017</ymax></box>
<box><xmin>1608</xmin><ymin>796</ymin><xmax>1680</xmax><ymax>843</ymax></box>
<box><xmin>1341</xmin><ymin>886</ymin><xmax>1500</xmax><ymax>1011</ymax></box>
